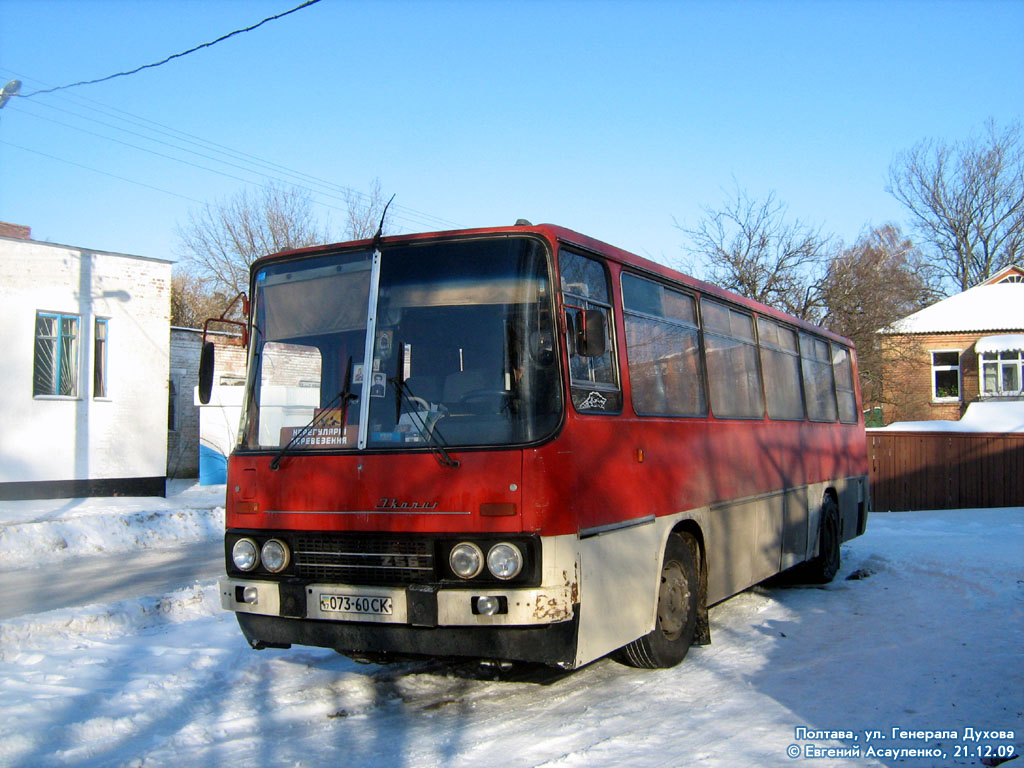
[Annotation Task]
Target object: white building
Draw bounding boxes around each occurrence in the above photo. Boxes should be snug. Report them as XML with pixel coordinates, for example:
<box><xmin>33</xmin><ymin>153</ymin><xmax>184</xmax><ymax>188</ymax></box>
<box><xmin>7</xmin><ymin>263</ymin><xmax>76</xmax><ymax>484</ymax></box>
<box><xmin>0</xmin><ymin>225</ymin><xmax>172</xmax><ymax>499</ymax></box>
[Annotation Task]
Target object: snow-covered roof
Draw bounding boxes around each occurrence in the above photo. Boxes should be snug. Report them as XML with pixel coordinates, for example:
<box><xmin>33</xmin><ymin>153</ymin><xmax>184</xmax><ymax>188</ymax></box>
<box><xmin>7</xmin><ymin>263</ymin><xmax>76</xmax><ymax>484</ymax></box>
<box><xmin>884</xmin><ymin>282</ymin><xmax>1024</xmax><ymax>334</ymax></box>
<box><xmin>869</xmin><ymin>400</ymin><xmax>1024</xmax><ymax>433</ymax></box>
<box><xmin>976</xmin><ymin>334</ymin><xmax>1024</xmax><ymax>354</ymax></box>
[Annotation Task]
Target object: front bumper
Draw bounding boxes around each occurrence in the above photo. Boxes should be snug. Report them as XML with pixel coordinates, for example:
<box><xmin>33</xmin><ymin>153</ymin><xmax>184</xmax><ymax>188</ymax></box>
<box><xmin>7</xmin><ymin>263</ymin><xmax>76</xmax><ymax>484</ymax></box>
<box><xmin>219</xmin><ymin>578</ymin><xmax>575</xmax><ymax>627</ymax></box>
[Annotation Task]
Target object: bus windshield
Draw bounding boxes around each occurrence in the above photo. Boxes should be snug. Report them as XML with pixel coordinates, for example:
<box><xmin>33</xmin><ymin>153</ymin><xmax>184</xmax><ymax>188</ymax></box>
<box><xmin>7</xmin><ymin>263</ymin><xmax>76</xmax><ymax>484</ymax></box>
<box><xmin>240</xmin><ymin>236</ymin><xmax>561</xmax><ymax>453</ymax></box>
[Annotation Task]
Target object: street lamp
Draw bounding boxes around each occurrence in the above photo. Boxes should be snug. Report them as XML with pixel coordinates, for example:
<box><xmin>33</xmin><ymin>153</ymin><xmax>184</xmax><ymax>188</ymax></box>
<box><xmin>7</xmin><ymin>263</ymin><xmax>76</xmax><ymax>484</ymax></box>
<box><xmin>0</xmin><ymin>79</ymin><xmax>22</xmax><ymax>110</ymax></box>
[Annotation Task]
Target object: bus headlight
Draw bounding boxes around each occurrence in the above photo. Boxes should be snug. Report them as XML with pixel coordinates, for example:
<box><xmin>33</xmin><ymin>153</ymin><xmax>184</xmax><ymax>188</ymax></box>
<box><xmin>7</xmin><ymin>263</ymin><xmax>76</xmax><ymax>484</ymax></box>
<box><xmin>487</xmin><ymin>543</ymin><xmax>523</xmax><ymax>580</ymax></box>
<box><xmin>261</xmin><ymin>539</ymin><xmax>290</xmax><ymax>573</ymax></box>
<box><xmin>449</xmin><ymin>542</ymin><xmax>484</xmax><ymax>579</ymax></box>
<box><xmin>232</xmin><ymin>538</ymin><xmax>259</xmax><ymax>572</ymax></box>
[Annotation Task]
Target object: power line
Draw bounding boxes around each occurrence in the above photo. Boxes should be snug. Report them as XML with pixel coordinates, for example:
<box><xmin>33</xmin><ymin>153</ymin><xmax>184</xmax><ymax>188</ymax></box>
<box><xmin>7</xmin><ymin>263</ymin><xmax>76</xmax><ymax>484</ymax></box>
<box><xmin>0</xmin><ymin>139</ymin><xmax>206</xmax><ymax>204</ymax></box>
<box><xmin>2</xmin><ymin>68</ymin><xmax>463</xmax><ymax>233</ymax></box>
<box><xmin>15</xmin><ymin>0</ymin><xmax>323</xmax><ymax>99</ymax></box>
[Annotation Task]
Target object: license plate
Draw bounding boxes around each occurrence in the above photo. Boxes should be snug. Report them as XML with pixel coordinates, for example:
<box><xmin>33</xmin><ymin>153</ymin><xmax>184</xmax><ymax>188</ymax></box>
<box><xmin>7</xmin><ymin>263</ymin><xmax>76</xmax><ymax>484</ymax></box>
<box><xmin>319</xmin><ymin>593</ymin><xmax>393</xmax><ymax>615</ymax></box>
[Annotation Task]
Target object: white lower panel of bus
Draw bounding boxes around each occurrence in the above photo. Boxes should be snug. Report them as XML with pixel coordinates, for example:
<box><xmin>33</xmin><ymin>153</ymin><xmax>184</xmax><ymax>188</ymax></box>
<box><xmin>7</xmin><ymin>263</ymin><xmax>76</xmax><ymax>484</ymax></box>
<box><xmin>219</xmin><ymin>578</ymin><xmax>575</xmax><ymax>627</ymax></box>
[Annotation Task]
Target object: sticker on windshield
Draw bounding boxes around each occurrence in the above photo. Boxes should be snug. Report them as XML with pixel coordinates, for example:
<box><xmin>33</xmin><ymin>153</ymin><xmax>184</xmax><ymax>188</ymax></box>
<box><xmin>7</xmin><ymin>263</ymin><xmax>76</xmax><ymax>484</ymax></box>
<box><xmin>370</xmin><ymin>371</ymin><xmax>387</xmax><ymax>398</ymax></box>
<box><xmin>579</xmin><ymin>391</ymin><xmax>608</xmax><ymax>410</ymax></box>
<box><xmin>376</xmin><ymin>330</ymin><xmax>393</xmax><ymax>359</ymax></box>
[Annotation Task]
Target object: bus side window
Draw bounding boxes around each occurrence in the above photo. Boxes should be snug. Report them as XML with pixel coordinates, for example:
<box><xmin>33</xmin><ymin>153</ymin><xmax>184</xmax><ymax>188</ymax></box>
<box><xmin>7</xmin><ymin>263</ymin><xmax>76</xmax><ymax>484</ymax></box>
<box><xmin>799</xmin><ymin>333</ymin><xmax>839</xmax><ymax>422</ymax></box>
<box><xmin>559</xmin><ymin>249</ymin><xmax>622</xmax><ymax>413</ymax></box>
<box><xmin>831</xmin><ymin>344</ymin><xmax>859</xmax><ymax>424</ymax></box>
<box><xmin>757</xmin><ymin>316</ymin><xmax>806</xmax><ymax>421</ymax></box>
<box><xmin>702</xmin><ymin>299</ymin><xmax>764</xmax><ymax>419</ymax></box>
<box><xmin>621</xmin><ymin>272</ymin><xmax>707</xmax><ymax>417</ymax></box>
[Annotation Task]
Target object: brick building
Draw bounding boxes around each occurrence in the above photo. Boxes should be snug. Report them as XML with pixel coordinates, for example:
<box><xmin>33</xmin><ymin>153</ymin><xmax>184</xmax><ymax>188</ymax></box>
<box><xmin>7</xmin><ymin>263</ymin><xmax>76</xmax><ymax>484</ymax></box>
<box><xmin>879</xmin><ymin>265</ymin><xmax>1024</xmax><ymax>425</ymax></box>
<box><xmin>0</xmin><ymin>225</ymin><xmax>172</xmax><ymax>499</ymax></box>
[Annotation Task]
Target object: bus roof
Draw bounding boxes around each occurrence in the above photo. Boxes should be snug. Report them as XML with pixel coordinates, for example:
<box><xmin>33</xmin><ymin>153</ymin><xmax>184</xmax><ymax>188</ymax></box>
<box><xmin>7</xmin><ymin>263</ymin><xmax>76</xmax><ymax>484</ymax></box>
<box><xmin>252</xmin><ymin>222</ymin><xmax>855</xmax><ymax>349</ymax></box>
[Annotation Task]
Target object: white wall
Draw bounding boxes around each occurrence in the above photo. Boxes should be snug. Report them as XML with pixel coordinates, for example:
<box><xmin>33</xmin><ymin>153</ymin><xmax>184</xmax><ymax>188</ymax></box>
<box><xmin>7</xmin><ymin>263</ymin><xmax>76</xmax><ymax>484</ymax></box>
<box><xmin>0</xmin><ymin>237</ymin><xmax>171</xmax><ymax>489</ymax></box>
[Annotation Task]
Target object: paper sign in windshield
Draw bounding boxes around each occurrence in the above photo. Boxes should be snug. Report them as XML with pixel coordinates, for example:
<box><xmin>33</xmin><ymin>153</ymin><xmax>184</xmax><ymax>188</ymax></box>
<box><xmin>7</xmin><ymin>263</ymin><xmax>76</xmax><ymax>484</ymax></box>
<box><xmin>278</xmin><ymin>408</ymin><xmax>349</xmax><ymax>448</ymax></box>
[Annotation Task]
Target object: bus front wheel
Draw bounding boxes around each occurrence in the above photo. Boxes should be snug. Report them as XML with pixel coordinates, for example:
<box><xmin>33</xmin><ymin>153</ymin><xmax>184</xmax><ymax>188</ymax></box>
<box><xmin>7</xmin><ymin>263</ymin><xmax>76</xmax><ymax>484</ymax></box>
<box><xmin>616</xmin><ymin>532</ymin><xmax>699</xmax><ymax>669</ymax></box>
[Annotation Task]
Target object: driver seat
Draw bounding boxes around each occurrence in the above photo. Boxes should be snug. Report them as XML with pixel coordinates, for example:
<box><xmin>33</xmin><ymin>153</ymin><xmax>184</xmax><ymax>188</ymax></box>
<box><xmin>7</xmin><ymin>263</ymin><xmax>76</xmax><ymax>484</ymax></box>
<box><xmin>443</xmin><ymin>371</ymin><xmax>491</xmax><ymax>402</ymax></box>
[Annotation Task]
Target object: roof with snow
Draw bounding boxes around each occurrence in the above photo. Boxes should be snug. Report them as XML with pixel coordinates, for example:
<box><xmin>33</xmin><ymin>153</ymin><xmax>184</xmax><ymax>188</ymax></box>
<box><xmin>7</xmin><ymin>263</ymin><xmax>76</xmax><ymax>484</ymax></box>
<box><xmin>976</xmin><ymin>334</ymin><xmax>1024</xmax><ymax>354</ymax></box>
<box><xmin>884</xmin><ymin>282</ymin><xmax>1024</xmax><ymax>334</ymax></box>
<box><xmin>869</xmin><ymin>400</ymin><xmax>1024</xmax><ymax>433</ymax></box>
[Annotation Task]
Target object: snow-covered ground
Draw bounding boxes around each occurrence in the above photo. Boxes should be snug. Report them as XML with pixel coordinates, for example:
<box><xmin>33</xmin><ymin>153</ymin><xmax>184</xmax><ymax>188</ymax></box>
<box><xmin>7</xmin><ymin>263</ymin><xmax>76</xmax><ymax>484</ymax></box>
<box><xmin>0</xmin><ymin>489</ymin><xmax>1021</xmax><ymax>768</ymax></box>
<box><xmin>0</xmin><ymin>480</ymin><xmax>225</xmax><ymax>571</ymax></box>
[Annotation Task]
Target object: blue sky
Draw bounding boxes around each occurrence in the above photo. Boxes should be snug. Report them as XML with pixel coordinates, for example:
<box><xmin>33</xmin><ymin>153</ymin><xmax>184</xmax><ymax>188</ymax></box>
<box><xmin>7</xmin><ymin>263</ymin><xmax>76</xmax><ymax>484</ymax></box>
<box><xmin>1</xmin><ymin>0</ymin><xmax>1022</xmax><ymax>268</ymax></box>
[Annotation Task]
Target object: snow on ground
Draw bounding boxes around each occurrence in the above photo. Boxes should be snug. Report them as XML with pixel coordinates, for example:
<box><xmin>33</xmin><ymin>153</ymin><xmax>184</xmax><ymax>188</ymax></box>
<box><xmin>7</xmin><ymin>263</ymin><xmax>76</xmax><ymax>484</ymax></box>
<box><xmin>0</xmin><ymin>502</ymin><xmax>1021</xmax><ymax>768</ymax></box>
<box><xmin>870</xmin><ymin>400</ymin><xmax>1024</xmax><ymax>433</ymax></box>
<box><xmin>0</xmin><ymin>480</ymin><xmax>225</xmax><ymax>571</ymax></box>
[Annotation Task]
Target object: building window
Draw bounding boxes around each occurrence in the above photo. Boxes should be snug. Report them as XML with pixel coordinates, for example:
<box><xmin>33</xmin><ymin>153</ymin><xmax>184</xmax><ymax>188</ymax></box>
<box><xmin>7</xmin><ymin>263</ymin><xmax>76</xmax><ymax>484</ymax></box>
<box><xmin>981</xmin><ymin>351</ymin><xmax>1023</xmax><ymax>396</ymax></box>
<box><xmin>93</xmin><ymin>318</ymin><xmax>109</xmax><ymax>398</ymax></box>
<box><xmin>931</xmin><ymin>350</ymin><xmax>961</xmax><ymax>401</ymax></box>
<box><xmin>997</xmin><ymin>274</ymin><xmax>1023</xmax><ymax>283</ymax></box>
<box><xmin>168</xmin><ymin>376</ymin><xmax>178</xmax><ymax>431</ymax></box>
<box><xmin>34</xmin><ymin>312</ymin><xmax>80</xmax><ymax>397</ymax></box>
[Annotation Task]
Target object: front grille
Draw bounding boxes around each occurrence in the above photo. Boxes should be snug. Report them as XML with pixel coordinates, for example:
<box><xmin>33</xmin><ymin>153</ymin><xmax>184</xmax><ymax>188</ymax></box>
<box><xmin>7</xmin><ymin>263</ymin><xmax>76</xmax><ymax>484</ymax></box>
<box><xmin>292</xmin><ymin>534</ymin><xmax>435</xmax><ymax>585</ymax></box>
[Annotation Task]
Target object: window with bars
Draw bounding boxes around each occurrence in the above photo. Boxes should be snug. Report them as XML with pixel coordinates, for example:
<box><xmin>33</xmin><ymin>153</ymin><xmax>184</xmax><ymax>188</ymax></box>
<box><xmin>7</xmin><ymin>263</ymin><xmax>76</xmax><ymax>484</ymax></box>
<box><xmin>34</xmin><ymin>312</ymin><xmax>80</xmax><ymax>397</ymax></box>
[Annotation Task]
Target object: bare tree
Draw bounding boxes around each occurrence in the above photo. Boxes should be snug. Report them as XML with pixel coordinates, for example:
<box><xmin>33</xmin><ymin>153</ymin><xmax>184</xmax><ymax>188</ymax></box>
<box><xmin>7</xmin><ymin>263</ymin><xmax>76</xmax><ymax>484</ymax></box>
<box><xmin>680</xmin><ymin>186</ymin><xmax>833</xmax><ymax>320</ymax></box>
<box><xmin>177</xmin><ymin>179</ymin><xmax>395</xmax><ymax>301</ymax></box>
<box><xmin>819</xmin><ymin>224</ymin><xmax>941</xmax><ymax>406</ymax></box>
<box><xmin>888</xmin><ymin>119</ymin><xmax>1024</xmax><ymax>292</ymax></box>
<box><xmin>176</xmin><ymin>182</ymin><xmax>330</xmax><ymax>298</ymax></box>
<box><xmin>343</xmin><ymin>178</ymin><xmax>393</xmax><ymax>240</ymax></box>
<box><xmin>170</xmin><ymin>269</ymin><xmax>228</xmax><ymax>328</ymax></box>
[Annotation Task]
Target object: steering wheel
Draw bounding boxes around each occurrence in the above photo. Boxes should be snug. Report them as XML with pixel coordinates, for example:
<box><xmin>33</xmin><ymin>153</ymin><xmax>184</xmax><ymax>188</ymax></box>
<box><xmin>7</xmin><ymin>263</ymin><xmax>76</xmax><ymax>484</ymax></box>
<box><xmin>458</xmin><ymin>389</ymin><xmax>511</xmax><ymax>403</ymax></box>
<box><xmin>405</xmin><ymin>395</ymin><xmax>431</xmax><ymax>412</ymax></box>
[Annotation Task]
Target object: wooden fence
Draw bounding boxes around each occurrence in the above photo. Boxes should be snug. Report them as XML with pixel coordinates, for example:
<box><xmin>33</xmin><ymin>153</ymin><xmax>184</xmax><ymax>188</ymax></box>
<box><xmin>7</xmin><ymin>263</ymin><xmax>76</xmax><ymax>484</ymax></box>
<box><xmin>867</xmin><ymin>431</ymin><xmax>1024</xmax><ymax>512</ymax></box>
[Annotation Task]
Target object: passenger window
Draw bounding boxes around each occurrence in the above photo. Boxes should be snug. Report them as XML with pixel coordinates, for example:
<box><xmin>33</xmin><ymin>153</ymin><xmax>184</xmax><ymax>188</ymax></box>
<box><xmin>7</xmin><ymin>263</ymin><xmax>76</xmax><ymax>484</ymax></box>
<box><xmin>799</xmin><ymin>333</ymin><xmax>839</xmax><ymax>422</ymax></box>
<box><xmin>831</xmin><ymin>345</ymin><xmax>859</xmax><ymax>424</ymax></box>
<box><xmin>757</xmin><ymin>317</ymin><xmax>805</xmax><ymax>420</ymax></box>
<box><xmin>702</xmin><ymin>299</ymin><xmax>764</xmax><ymax>419</ymax></box>
<box><xmin>622</xmin><ymin>273</ymin><xmax>706</xmax><ymax>416</ymax></box>
<box><xmin>560</xmin><ymin>249</ymin><xmax>621</xmax><ymax>413</ymax></box>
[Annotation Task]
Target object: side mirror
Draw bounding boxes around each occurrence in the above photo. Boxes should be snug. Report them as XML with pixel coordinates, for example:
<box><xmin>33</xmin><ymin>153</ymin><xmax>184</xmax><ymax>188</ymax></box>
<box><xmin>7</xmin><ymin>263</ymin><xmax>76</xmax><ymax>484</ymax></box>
<box><xmin>198</xmin><ymin>341</ymin><xmax>215</xmax><ymax>404</ymax></box>
<box><xmin>198</xmin><ymin>291</ymin><xmax>249</xmax><ymax>405</ymax></box>
<box><xmin>576</xmin><ymin>309</ymin><xmax>607</xmax><ymax>357</ymax></box>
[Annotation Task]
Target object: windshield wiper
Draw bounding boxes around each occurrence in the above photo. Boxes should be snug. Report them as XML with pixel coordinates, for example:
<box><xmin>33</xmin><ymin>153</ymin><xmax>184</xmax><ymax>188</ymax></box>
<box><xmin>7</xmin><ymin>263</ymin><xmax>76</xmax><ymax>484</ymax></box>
<box><xmin>270</xmin><ymin>356</ymin><xmax>357</xmax><ymax>471</ymax></box>
<box><xmin>391</xmin><ymin>343</ymin><xmax>459</xmax><ymax>468</ymax></box>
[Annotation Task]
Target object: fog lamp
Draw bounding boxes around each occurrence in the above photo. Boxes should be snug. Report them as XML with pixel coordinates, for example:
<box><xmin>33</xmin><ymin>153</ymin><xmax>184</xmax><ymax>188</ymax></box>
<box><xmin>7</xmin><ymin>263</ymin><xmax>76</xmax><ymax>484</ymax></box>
<box><xmin>242</xmin><ymin>586</ymin><xmax>259</xmax><ymax>604</ymax></box>
<box><xmin>232</xmin><ymin>538</ymin><xmax>259</xmax><ymax>571</ymax></box>
<box><xmin>476</xmin><ymin>596</ymin><xmax>501</xmax><ymax>616</ymax></box>
<box><xmin>486</xmin><ymin>543</ymin><xmax>523</xmax><ymax>580</ymax></box>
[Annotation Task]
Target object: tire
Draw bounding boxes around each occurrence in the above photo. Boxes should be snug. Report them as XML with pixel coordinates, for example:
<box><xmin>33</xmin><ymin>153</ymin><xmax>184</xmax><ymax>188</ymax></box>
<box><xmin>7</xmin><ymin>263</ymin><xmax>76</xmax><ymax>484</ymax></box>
<box><xmin>801</xmin><ymin>495</ymin><xmax>841</xmax><ymax>584</ymax></box>
<box><xmin>616</xmin><ymin>532</ymin><xmax>699</xmax><ymax>669</ymax></box>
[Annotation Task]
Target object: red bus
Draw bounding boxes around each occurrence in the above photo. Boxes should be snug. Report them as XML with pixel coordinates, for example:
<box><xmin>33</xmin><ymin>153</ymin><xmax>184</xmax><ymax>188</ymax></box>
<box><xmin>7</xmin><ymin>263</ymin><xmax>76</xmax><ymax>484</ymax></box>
<box><xmin>208</xmin><ymin>223</ymin><xmax>869</xmax><ymax>669</ymax></box>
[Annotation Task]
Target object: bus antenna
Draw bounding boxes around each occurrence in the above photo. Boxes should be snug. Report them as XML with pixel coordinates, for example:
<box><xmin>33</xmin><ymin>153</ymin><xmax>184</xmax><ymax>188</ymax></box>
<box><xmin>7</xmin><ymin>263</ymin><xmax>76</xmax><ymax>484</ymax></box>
<box><xmin>371</xmin><ymin>194</ymin><xmax>396</xmax><ymax>251</ymax></box>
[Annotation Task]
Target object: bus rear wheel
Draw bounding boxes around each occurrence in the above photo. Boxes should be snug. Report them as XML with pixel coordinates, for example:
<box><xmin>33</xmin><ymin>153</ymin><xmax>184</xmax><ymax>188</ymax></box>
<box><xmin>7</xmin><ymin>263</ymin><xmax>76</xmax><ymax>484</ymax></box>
<box><xmin>616</xmin><ymin>532</ymin><xmax>699</xmax><ymax>669</ymax></box>
<box><xmin>801</xmin><ymin>495</ymin><xmax>840</xmax><ymax>584</ymax></box>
